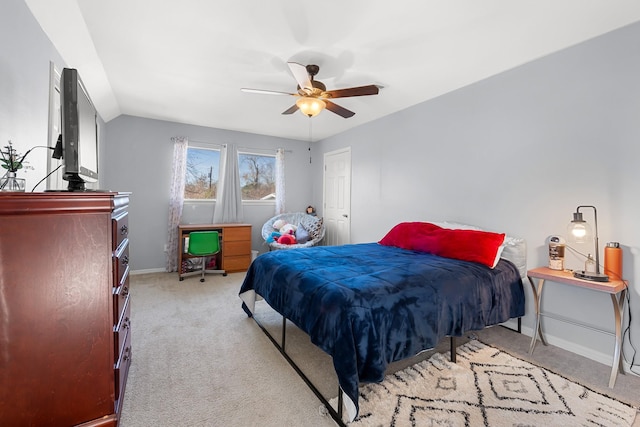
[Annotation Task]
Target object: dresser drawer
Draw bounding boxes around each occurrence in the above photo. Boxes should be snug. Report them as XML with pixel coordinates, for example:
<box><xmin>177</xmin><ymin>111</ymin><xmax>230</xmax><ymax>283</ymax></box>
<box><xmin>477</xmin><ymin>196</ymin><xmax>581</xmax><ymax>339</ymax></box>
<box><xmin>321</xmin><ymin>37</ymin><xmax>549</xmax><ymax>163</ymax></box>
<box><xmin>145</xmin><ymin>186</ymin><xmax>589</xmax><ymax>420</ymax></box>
<box><xmin>113</xmin><ymin>271</ymin><xmax>130</xmax><ymax>325</ymax></box>
<box><xmin>114</xmin><ymin>329</ymin><xmax>132</xmax><ymax>401</ymax></box>
<box><xmin>113</xmin><ymin>240</ymin><xmax>130</xmax><ymax>286</ymax></box>
<box><xmin>224</xmin><ymin>240</ymin><xmax>251</xmax><ymax>256</ymax></box>
<box><xmin>113</xmin><ymin>297</ymin><xmax>131</xmax><ymax>360</ymax></box>
<box><xmin>112</xmin><ymin>211</ymin><xmax>129</xmax><ymax>251</ymax></box>
<box><xmin>224</xmin><ymin>226</ymin><xmax>251</xmax><ymax>241</ymax></box>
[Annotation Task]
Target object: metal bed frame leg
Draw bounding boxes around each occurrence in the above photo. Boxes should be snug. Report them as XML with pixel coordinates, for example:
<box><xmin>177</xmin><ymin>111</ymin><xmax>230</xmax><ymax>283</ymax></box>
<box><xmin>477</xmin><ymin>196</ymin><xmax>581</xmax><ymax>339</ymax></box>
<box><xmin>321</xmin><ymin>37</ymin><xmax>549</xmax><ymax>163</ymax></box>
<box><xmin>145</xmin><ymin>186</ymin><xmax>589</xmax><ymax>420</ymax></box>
<box><xmin>450</xmin><ymin>336</ymin><xmax>456</xmax><ymax>362</ymax></box>
<box><xmin>282</xmin><ymin>316</ymin><xmax>286</xmax><ymax>351</ymax></box>
<box><xmin>250</xmin><ymin>313</ymin><xmax>346</xmax><ymax>427</ymax></box>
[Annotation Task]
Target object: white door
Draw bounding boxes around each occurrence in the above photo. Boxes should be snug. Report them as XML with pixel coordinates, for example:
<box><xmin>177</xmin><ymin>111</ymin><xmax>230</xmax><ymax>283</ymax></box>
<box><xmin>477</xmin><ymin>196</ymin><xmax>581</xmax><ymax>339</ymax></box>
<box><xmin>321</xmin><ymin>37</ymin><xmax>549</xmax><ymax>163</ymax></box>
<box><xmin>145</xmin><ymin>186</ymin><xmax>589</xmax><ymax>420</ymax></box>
<box><xmin>323</xmin><ymin>148</ymin><xmax>351</xmax><ymax>246</ymax></box>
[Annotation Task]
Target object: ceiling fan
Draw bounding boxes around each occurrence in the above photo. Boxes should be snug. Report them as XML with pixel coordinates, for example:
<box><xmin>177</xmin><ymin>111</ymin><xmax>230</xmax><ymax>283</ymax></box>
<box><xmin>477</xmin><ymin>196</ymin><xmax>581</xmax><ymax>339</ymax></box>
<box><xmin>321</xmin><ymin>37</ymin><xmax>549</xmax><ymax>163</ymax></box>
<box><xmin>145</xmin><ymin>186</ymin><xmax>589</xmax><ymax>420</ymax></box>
<box><xmin>241</xmin><ymin>62</ymin><xmax>380</xmax><ymax>118</ymax></box>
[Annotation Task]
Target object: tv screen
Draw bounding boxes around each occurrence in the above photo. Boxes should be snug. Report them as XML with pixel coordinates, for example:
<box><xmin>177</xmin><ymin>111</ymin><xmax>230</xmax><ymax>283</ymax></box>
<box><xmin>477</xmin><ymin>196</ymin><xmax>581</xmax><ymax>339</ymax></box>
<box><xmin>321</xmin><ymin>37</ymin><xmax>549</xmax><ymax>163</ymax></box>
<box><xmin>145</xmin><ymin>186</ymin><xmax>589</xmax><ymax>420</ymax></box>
<box><xmin>60</xmin><ymin>67</ymin><xmax>99</xmax><ymax>191</ymax></box>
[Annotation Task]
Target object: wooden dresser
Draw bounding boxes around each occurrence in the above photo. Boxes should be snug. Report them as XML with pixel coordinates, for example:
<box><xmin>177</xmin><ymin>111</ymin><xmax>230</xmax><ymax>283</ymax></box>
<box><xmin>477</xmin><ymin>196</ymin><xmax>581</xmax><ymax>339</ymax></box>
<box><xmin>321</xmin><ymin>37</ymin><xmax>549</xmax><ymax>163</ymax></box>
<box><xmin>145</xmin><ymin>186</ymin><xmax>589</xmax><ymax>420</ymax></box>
<box><xmin>178</xmin><ymin>223</ymin><xmax>252</xmax><ymax>278</ymax></box>
<box><xmin>0</xmin><ymin>192</ymin><xmax>132</xmax><ymax>427</ymax></box>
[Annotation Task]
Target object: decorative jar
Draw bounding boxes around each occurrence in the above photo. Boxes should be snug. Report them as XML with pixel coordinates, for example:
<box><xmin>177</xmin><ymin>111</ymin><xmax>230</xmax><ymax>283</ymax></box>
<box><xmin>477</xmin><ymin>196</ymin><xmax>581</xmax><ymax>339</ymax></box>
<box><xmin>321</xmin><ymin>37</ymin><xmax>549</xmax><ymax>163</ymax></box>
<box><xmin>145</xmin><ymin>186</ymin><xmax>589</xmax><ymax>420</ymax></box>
<box><xmin>0</xmin><ymin>172</ymin><xmax>26</xmax><ymax>192</ymax></box>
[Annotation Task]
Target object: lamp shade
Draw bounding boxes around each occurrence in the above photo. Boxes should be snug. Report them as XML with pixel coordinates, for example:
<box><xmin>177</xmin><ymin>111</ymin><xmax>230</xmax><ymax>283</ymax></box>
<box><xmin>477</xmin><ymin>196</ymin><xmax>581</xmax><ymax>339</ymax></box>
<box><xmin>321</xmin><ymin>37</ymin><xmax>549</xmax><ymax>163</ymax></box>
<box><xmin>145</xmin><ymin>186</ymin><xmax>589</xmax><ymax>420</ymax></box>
<box><xmin>567</xmin><ymin>211</ymin><xmax>592</xmax><ymax>244</ymax></box>
<box><xmin>296</xmin><ymin>97</ymin><xmax>326</xmax><ymax>117</ymax></box>
<box><xmin>567</xmin><ymin>205</ymin><xmax>609</xmax><ymax>282</ymax></box>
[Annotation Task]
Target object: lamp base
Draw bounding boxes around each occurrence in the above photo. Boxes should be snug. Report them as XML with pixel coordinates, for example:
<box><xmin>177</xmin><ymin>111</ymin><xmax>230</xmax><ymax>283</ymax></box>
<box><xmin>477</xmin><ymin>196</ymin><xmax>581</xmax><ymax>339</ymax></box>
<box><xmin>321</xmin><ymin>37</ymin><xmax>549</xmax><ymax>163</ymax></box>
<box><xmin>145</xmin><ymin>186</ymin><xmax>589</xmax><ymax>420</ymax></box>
<box><xmin>573</xmin><ymin>270</ymin><xmax>609</xmax><ymax>282</ymax></box>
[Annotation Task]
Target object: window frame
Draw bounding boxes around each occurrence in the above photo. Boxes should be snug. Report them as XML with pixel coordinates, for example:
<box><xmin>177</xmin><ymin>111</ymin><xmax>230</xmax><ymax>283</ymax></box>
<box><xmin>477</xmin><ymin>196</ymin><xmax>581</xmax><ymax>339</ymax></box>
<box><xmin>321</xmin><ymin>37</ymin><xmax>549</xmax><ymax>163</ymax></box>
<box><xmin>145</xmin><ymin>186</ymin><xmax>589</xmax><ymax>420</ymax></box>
<box><xmin>237</xmin><ymin>149</ymin><xmax>276</xmax><ymax>205</ymax></box>
<box><xmin>183</xmin><ymin>141</ymin><xmax>221</xmax><ymax>202</ymax></box>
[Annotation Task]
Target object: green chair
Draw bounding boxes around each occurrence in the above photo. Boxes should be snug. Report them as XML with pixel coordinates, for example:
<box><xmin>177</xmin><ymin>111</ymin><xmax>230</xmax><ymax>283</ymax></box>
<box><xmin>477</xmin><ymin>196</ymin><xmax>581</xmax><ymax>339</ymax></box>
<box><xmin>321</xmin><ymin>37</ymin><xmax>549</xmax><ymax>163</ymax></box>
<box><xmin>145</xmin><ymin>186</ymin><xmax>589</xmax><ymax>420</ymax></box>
<box><xmin>186</xmin><ymin>231</ymin><xmax>226</xmax><ymax>282</ymax></box>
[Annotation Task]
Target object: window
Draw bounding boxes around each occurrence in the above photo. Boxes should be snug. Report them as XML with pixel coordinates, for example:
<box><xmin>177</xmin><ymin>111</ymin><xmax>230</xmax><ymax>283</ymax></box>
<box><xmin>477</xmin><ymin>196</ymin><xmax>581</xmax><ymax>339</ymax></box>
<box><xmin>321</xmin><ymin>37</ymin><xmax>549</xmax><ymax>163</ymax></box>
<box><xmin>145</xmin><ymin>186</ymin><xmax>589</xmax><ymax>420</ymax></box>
<box><xmin>184</xmin><ymin>146</ymin><xmax>220</xmax><ymax>199</ymax></box>
<box><xmin>238</xmin><ymin>152</ymin><xmax>275</xmax><ymax>201</ymax></box>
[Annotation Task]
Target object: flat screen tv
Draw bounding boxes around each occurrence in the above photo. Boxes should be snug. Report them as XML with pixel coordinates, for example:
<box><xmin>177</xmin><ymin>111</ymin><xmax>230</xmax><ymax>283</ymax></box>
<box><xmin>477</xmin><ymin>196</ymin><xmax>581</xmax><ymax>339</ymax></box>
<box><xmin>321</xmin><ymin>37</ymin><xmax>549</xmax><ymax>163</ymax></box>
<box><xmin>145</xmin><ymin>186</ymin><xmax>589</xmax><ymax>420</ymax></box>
<box><xmin>60</xmin><ymin>67</ymin><xmax>99</xmax><ymax>191</ymax></box>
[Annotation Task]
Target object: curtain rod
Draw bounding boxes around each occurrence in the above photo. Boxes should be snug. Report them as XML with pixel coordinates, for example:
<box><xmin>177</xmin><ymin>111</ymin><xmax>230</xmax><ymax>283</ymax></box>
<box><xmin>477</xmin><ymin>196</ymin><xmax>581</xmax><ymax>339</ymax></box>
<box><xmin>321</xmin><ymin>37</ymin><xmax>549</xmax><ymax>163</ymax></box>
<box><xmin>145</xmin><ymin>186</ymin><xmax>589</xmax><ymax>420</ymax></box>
<box><xmin>237</xmin><ymin>146</ymin><xmax>292</xmax><ymax>154</ymax></box>
<box><xmin>173</xmin><ymin>137</ymin><xmax>292</xmax><ymax>154</ymax></box>
<box><xmin>186</xmin><ymin>139</ymin><xmax>224</xmax><ymax>147</ymax></box>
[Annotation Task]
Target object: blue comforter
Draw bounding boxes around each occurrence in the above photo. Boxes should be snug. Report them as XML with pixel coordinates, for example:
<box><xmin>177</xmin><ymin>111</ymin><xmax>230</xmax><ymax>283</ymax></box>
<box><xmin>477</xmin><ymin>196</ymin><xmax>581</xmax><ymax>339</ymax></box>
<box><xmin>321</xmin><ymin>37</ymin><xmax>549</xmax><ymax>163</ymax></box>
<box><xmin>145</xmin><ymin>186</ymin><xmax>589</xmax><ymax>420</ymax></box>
<box><xmin>239</xmin><ymin>243</ymin><xmax>524</xmax><ymax>420</ymax></box>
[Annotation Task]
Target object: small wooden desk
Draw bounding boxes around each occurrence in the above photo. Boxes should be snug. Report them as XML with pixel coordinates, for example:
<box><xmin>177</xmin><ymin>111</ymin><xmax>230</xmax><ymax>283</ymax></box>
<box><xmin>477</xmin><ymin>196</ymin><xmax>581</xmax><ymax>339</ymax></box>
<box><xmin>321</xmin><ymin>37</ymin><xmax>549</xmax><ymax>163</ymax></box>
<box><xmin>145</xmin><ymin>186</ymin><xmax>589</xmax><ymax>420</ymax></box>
<box><xmin>527</xmin><ymin>267</ymin><xmax>628</xmax><ymax>388</ymax></box>
<box><xmin>178</xmin><ymin>223</ymin><xmax>252</xmax><ymax>280</ymax></box>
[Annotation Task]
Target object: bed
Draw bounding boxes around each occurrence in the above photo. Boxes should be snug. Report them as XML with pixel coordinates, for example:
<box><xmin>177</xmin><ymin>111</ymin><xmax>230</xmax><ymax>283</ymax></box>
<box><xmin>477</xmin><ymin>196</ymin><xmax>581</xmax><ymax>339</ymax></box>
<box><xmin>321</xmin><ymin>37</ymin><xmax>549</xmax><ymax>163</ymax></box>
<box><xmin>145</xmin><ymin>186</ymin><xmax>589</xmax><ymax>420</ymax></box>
<box><xmin>239</xmin><ymin>222</ymin><xmax>526</xmax><ymax>424</ymax></box>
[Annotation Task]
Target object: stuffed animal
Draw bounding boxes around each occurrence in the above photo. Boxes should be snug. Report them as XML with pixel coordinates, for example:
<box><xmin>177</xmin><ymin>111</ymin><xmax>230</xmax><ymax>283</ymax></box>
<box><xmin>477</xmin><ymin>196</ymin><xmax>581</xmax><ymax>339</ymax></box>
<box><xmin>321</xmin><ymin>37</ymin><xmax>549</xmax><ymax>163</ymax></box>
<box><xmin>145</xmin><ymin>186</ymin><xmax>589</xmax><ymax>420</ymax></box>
<box><xmin>266</xmin><ymin>231</ymin><xmax>281</xmax><ymax>244</ymax></box>
<box><xmin>273</xmin><ymin>219</ymin><xmax>287</xmax><ymax>230</ymax></box>
<box><xmin>277</xmin><ymin>234</ymin><xmax>297</xmax><ymax>245</ymax></box>
<box><xmin>279</xmin><ymin>223</ymin><xmax>297</xmax><ymax>235</ymax></box>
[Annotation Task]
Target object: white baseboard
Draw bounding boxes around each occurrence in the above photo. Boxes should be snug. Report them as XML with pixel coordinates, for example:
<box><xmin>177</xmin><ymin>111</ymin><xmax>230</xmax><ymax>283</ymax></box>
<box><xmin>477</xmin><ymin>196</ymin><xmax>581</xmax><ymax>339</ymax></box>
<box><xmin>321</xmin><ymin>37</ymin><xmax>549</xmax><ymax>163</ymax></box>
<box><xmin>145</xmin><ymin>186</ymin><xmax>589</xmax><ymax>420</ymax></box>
<box><xmin>513</xmin><ymin>324</ymin><xmax>638</xmax><ymax>377</ymax></box>
<box><xmin>130</xmin><ymin>268</ymin><xmax>167</xmax><ymax>275</ymax></box>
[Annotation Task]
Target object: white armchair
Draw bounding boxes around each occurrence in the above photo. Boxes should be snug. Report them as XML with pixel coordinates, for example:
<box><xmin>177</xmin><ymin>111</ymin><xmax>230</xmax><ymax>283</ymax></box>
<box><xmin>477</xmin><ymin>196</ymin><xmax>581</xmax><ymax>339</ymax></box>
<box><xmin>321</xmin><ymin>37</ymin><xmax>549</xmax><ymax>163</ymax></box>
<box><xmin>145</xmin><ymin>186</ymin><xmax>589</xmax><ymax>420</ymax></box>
<box><xmin>261</xmin><ymin>212</ymin><xmax>325</xmax><ymax>250</ymax></box>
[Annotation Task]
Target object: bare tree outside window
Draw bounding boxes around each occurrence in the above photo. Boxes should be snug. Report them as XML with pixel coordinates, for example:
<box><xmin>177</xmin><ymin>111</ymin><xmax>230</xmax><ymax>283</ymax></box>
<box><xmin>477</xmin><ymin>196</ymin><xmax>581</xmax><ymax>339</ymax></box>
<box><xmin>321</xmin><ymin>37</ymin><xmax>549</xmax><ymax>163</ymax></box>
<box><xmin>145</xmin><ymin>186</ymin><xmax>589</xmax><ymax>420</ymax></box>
<box><xmin>184</xmin><ymin>147</ymin><xmax>220</xmax><ymax>199</ymax></box>
<box><xmin>239</xmin><ymin>153</ymin><xmax>275</xmax><ymax>200</ymax></box>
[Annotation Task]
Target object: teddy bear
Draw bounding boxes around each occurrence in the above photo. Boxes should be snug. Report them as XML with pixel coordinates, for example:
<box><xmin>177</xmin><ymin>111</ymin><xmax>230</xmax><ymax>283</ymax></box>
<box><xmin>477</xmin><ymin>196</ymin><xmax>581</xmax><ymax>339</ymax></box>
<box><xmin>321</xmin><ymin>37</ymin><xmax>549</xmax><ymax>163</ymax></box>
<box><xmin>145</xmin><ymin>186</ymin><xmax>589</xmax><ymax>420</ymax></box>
<box><xmin>279</xmin><ymin>223</ymin><xmax>297</xmax><ymax>235</ymax></box>
<box><xmin>272</xmin><ymin>219</ymin><xmax>287</xmax><ymax>230</ymax></box>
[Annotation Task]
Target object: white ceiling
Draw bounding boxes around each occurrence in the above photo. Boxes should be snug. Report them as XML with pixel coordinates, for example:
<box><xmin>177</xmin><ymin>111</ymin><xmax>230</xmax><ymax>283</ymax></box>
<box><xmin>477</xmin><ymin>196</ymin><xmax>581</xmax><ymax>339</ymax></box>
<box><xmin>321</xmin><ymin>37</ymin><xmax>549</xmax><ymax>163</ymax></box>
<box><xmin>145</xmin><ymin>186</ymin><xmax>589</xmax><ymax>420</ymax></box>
<box><xmin>25</xmin><ymin>1</ymin><xmax>640</xmax><ymax>142</ymax></box>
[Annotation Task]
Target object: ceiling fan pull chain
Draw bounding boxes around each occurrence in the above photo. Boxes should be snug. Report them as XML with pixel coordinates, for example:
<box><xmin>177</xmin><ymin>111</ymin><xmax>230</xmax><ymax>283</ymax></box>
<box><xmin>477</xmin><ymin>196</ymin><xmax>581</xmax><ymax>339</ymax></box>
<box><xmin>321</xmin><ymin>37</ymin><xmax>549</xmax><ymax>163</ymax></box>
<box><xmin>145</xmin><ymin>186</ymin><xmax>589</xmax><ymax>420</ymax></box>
<box><xmin>308</xmin><ymin>118</ymin><xmax>313</xmax><ymax>164</ymax></box>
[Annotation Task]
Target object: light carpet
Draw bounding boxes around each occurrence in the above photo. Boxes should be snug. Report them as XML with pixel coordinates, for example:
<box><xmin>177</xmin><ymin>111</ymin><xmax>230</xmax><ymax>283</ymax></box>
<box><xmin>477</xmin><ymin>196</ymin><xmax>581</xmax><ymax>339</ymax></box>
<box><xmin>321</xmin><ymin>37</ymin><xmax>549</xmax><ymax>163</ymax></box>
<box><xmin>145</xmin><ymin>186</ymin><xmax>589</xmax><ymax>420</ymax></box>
<box><xmin>334</xmin><ymin>340</ymin><xmax>637</xmax><ymax>427</ymax></box>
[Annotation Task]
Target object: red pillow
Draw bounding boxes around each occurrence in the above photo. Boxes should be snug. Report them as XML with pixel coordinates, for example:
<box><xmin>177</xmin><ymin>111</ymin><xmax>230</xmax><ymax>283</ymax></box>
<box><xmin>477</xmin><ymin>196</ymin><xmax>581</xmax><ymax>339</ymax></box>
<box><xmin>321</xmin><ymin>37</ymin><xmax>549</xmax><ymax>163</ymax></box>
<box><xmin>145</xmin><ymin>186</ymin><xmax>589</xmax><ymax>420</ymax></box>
<box><xmin>379</xmin><ymin>222</ymin><xmax>443</xmax><ymax>249</ymax></box>
<box><xmin>379</xmin><ymin>222</ymin><xmax>505</xmax><ymax>268</ymax></box>
<box><xmin>413</xmin><ymin>228</ymin><xmax>505</xmax><ymax>268</ymax></box>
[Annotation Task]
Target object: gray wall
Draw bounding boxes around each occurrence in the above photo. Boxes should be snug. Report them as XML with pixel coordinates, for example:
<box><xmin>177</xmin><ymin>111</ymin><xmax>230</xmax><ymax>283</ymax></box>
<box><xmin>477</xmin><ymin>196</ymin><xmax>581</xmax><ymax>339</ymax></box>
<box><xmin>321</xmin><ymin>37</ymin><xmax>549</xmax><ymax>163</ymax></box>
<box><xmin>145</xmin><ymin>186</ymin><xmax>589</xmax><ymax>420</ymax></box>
<box><xmin>312</xmin><ymin>22</ymin><xmax>640</xmax><ymax>369</ymax></box>
<box><xmin>0</xmin><ymin>0</ymin><xmax>106</xmax><ymax>192</ymax></box>
<box><xmin>3</xmin><ymin>0</ymin><xmax>639</xmax><ymax>376</ymax></box>
<box><xmin>0</xmin><ymin>0</ymin><xmax>66</xmax><ymax>191</ymax></box>
<box><xmin>103</xmin><ymin>115</ymin><xmax>314</xmax><ymax>271</ymax></box>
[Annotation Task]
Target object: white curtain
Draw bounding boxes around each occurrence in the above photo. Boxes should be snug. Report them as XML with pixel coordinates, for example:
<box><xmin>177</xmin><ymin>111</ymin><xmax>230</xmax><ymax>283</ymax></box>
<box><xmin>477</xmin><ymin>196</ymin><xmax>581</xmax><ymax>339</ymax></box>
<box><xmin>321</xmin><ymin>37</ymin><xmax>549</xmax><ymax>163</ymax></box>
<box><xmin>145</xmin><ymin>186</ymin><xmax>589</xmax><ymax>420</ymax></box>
<box><xmin>166</xmin><ymin>136</ymin><xmax>188</xmax><ymax>272</ymax></box>
<box><xmin>213</xmin><ymin>143</ymin><xmax>244</xmax><ymax>223</ymax></box>
<box><xmin>275</xmin><ymin>148</ymin><xmax>286</xmax><ymax>214</ymax></box>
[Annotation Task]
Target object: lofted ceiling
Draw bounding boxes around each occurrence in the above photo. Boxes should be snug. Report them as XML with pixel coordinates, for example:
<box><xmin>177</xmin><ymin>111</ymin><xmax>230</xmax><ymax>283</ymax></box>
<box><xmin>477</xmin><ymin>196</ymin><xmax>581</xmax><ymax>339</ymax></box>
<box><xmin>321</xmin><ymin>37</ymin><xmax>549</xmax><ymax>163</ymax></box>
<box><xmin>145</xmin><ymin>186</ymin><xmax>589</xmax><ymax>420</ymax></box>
<box><xmin>24</xmin><ymin>1</ymin><xmax>640</xmax><ymax>142</ymax></box>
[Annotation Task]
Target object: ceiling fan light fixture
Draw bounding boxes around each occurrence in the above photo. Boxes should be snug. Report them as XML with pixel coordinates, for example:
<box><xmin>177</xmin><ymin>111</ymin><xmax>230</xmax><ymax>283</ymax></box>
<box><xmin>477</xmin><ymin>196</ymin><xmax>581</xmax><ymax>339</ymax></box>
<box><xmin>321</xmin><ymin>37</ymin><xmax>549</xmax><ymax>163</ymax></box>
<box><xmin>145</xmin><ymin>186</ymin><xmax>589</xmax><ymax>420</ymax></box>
<box><xmin>296</xmin><ymin>97</ymin><xmax>325</xmax><ymax>117</ymax></box>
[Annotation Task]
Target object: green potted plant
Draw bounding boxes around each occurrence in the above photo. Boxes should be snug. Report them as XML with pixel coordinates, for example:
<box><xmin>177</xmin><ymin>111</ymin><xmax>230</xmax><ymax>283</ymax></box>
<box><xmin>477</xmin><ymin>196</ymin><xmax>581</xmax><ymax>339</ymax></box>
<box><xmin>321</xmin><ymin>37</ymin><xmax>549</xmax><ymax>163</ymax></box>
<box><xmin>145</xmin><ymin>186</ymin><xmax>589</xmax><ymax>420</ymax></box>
<box><xmin>1</xmin><ymin>141</ymin><xmax>28</xmax><ymax>191</ymax></box>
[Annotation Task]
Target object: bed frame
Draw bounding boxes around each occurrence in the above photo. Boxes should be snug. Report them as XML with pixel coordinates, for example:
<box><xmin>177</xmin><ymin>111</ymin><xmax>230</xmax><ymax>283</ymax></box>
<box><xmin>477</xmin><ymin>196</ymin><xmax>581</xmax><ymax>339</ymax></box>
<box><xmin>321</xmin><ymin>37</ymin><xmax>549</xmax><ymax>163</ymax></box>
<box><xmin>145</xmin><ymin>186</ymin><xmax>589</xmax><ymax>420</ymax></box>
<box><xmin>247</xmin><ymin>306</ymin><xmax>522</xmax><ymax>426</ymax></box>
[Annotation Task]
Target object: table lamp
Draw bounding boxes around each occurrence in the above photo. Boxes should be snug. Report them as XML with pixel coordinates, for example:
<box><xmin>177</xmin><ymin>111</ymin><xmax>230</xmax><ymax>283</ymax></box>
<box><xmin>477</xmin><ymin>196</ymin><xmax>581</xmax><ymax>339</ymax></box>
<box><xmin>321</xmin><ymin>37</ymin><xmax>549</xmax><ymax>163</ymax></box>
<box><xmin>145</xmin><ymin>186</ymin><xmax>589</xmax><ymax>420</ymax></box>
<box><xmin>567</xmin><ymin>205</ymin><xmax>609</xmax><ymax>282</ymax></box>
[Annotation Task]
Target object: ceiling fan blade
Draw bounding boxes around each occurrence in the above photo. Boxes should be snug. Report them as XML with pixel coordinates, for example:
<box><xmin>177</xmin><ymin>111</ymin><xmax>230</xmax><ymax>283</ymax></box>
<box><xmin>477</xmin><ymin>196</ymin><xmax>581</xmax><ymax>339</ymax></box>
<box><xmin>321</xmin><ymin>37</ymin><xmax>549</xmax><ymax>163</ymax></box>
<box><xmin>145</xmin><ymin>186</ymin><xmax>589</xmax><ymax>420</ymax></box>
<box><xmin>323</xmin><ymin>85</ymin><xmax>380</xmax><ymax>99</ymax></box>
<box><xmin>241</xmin><ymin>88</ymin><xmax>297</xmax><ymax>96</ymax></box>
<box><xmin>287</xmin><ymin>62</ymin><xmax>313</xmax><ymax>91</ymax></box>
<box><xmin>282</xmin><ymin>104</ymin><xmax>299</xmax><ymax>115</ymax></box>
<box><xmin>325</xmin><ymin>100</ymin><xmax>355</xmax><ymax>118</ymax></box>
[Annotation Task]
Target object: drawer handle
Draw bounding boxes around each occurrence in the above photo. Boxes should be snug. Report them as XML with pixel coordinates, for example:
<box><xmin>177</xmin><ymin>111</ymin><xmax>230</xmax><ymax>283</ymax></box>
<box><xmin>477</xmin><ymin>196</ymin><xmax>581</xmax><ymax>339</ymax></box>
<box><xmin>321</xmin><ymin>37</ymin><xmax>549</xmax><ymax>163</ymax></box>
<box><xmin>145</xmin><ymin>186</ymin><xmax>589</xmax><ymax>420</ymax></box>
<box><xmin>123</xmin><ymin>317</ymin><xmax>130</xmax><ymax>329</ymax></box>
<box><xmin>122</xmin><ymin>255</ymin><xmax>129</xmax><ymax>266</ymax></box>
<box><xmin>120</xmin><ymin>225</ymin><xmax>128</xmax><ymax>236</ymax></box>
<box><xmin>123</xmin><ymin>346</ymin><xmax>131</xmax><ymax>361</ymax></box>
<box><xmin>121</xmin><ymin>286</ymin><xmax>129</xmax><ymax>298</ymax></box>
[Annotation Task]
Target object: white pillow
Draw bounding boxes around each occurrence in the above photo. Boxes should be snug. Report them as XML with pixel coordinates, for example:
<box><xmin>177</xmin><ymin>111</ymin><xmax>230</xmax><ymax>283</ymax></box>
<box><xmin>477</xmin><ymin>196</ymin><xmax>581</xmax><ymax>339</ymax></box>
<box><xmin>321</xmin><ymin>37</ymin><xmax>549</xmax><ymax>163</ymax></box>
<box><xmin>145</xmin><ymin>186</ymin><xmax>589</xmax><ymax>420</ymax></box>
<box><xmin>501</xmin><ymin>236</ymin><xmax>527</xmax><ymax>278</ymax></box>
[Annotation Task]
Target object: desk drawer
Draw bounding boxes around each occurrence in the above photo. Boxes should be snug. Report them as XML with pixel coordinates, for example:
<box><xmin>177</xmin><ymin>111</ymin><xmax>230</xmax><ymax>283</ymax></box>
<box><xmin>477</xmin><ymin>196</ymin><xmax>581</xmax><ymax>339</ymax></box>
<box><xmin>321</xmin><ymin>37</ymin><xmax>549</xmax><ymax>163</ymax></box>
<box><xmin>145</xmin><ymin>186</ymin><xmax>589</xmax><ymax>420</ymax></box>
<box><xmin>224</xmin><ymin>255</ymin><xmax>251</xmax><ymax>272</ymax></box>
<box><xmin>224</xmin><ymin>240</ymin><xmax>251</xmax><ymax>256</ymax></box>
<box><xmin>224</xmin><ymin>226</ymin><xmax>251</xmax><ymax>241</ymax></box>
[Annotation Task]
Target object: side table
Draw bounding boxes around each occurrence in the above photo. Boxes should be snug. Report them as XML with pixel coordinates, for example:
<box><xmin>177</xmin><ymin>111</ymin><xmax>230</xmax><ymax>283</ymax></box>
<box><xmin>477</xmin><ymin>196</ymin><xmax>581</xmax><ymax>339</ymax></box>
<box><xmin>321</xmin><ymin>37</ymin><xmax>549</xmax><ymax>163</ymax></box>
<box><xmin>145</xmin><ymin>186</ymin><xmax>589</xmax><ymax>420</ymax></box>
<box><xmin>527</xmin><ymin>267</ymin><xmax>628</xmax><ymax>388</ymax></box>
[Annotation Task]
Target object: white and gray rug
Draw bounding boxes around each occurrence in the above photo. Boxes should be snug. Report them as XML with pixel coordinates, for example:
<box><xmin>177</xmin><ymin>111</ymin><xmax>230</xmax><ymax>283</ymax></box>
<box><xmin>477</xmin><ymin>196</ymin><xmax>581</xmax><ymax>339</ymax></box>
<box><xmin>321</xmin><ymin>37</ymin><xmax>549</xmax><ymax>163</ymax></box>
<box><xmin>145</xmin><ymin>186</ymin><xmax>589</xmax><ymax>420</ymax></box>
<box><xmin>333</xmin><ymin>340</ymin><xmax>637</xmax><ymax>426</ymax></box>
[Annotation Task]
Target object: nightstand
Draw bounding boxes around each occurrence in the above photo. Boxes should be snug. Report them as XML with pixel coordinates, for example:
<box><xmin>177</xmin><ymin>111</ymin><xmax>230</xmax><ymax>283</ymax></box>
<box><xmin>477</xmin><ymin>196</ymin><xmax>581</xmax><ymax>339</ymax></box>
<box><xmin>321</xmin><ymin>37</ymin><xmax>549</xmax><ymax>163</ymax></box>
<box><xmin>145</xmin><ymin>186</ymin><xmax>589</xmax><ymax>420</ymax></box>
<box><xmin>527</xmin><ymin>267</ymin><xmax>628</xmax><ymax>388</ymax></box>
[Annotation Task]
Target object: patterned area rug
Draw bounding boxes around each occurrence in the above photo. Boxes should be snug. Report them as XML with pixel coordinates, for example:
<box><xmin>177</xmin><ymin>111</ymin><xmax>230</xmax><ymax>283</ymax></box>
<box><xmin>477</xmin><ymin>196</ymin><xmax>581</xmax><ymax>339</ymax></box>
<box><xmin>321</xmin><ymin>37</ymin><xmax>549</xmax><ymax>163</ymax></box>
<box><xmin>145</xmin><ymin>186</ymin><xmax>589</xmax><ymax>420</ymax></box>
<box><xmin>333</xmin><ymin>340</ymin><xmax>637</xmax><ymax>426</ymax></box>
